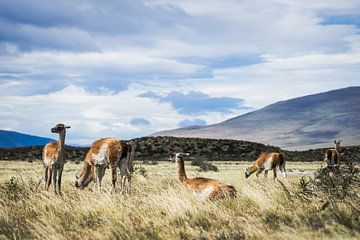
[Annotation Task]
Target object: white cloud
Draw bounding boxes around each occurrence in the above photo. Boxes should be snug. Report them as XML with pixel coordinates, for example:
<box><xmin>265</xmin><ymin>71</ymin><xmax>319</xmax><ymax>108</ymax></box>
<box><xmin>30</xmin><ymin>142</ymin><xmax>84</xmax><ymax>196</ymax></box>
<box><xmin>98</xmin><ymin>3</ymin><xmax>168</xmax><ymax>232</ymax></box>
<box><xmin>0</xmin><ymin>0</ymin><xmax>360</xmax><ymax>142</ymax></box>
<box><xmin>82</xmin><ymin>108</ymin><xmax>116</xmax><ymax>120</ymax></box>
<box><xmin>1</xmin><ymin>85</ymin><xmax>228</xmax><ymax>145</ymax></box>
<box><xmin>203</xmin><ymin>48</ymin><xmax>360</xmax><ymax>108</ymax></box>
<box><xmin>0</xmin><ymin>50</ymin><xmax>206</xmax><ymax>96</ymax></box>
<box><xmin>151</xmin><ymin>0</ymin><xmax>359</xmax><ymax>57</ymax></box>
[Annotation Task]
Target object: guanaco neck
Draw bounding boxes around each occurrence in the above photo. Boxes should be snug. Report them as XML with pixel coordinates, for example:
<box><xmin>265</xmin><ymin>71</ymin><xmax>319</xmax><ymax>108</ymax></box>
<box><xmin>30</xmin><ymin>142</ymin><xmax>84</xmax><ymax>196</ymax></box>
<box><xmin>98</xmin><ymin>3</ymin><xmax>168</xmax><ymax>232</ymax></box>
<box><xmin>80</xmin><ymin>160</ymin><xmax>93</xmax><ymax>186</ymax></box>
<box><xmin>176</xmin><ymin>157</ymin><xmax>187</xmax><ymax>182</ymax></box>
<box><xmin>334</xmin><ymin>143</ymin><xmax>340</xmax><ymax>153</ymax></box>
<box><xmin>248</xmin><ymin>165</ymin><xmax>258</xmax><ymax>175</ymax></box>
<box><xmin>57</xmin><ymin>131</ymin><xmax>66</xmax><ymax>161</ymax></box>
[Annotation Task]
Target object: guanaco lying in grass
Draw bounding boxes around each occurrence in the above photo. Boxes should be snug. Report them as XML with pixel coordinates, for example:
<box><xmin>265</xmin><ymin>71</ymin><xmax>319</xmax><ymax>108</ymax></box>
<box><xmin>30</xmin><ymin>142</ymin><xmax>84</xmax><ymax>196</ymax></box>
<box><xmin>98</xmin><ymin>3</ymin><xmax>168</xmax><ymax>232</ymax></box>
<box><xmin>169</xmin><ymin>153</ymin><xmax>236</xmax><ymax>201</ymax></box>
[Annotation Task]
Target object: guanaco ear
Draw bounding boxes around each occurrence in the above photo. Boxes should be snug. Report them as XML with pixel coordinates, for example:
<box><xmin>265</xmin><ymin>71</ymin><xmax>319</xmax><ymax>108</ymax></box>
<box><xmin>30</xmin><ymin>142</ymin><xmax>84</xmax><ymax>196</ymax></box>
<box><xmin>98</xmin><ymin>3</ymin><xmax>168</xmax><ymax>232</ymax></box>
<box><xmin>65</xmin><ymin>125</ymin><xmax>71</xmax><ymax>129</ymax></box>
<box><xmin>334</xmin><ymin>139</ymin><xmax>337</xmax><ymax>144</ymax></box>
<box><xmin>76</xmin><ymin>175</ymin><xmax>79</xmax><ymax>179</ymax></box>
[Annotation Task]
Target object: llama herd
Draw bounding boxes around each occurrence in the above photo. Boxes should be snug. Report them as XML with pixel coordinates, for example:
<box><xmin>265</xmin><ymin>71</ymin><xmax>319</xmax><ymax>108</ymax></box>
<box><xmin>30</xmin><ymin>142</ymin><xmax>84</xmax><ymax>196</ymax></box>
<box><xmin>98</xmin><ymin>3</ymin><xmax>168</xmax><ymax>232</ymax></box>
<box><xmin>42</xmin><ymin>123</ymin><xmax>342</xmax><ymax>200</ymax></box>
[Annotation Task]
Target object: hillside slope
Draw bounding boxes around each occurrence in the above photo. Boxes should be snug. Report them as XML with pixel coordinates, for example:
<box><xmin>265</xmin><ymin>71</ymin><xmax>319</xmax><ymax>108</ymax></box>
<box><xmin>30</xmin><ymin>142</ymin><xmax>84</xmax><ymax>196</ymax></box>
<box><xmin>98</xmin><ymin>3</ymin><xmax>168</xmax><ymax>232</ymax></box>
<box><xmin>152</xmin><ymin>87</ymin><xmax>360</xmax><ymax>150</ymax></box>
<box><xmin>0</xmin><ymin>130</ymin><xmax>54</xmax><ymax>148</ymax></box>
<box><xmin>1</xmin><ymin>136</ymin><xmax>359</xmax><ymax>163</ymax></box>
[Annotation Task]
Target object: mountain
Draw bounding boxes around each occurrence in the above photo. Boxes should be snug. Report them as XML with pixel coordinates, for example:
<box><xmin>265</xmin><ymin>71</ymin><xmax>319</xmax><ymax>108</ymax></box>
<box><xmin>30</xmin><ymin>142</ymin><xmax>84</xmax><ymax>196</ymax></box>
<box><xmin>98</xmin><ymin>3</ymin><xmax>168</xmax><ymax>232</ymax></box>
<box><xmin>151</xmin><ymin>87</ymin><xmax>360</xmax><ymax>150</ymax></box>
<box><xmin>0</xmin><ymin>130</ymin><xmax>54</xmax><ymax>148</ymax></box>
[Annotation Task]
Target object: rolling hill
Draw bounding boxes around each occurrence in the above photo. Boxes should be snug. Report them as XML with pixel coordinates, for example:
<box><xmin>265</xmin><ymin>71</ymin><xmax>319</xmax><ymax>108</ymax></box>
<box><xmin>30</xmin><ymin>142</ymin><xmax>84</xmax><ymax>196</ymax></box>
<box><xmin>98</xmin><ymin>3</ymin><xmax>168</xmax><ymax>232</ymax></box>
<box><xmin>0</xmin><ymin>130</ymin><xmax>54</xmax><ymax>148</ymax></box>
<box><xmin>151</xmin><ymin>87</ymin><xmax>360</xmax><ymax>150</ymax></box>
<box><xmin>1</xmin><ymin>136</ymin><xmax>359</xmax><ymax>163</ymax></box>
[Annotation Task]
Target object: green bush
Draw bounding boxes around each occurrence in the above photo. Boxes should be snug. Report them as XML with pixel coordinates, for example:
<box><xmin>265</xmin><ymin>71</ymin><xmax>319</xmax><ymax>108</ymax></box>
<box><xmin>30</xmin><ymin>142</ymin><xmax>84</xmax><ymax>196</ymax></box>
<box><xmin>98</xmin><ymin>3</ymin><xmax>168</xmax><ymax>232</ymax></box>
<box><xmin>191</xmin><ymin>158</ymin><xmax>218</xmax><ymax>172</ymax></box>
<box><xmin>0</xmin><ymin>177</ymin><xmax>28</xmax><ymax>202</ymax></box>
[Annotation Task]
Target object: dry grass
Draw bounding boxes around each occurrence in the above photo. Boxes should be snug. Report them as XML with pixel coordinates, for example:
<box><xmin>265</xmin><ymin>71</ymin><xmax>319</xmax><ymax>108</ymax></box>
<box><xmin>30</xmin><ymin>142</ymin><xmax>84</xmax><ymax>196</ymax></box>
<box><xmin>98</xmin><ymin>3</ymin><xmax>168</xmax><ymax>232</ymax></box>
<box><xmin>0</xmin><ymin>160</ymin><xmax>359</xmax><ymax>240</ymax></box>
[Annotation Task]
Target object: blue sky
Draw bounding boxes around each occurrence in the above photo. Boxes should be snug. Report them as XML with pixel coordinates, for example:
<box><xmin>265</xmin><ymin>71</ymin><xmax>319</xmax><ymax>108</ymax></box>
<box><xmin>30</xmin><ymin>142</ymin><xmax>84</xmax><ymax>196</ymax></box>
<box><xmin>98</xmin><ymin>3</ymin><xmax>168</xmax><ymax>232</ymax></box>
<box><xmin>0</xmin><ymin>0</ymin><xmax>359</xmax><ymax>145</ymax></box>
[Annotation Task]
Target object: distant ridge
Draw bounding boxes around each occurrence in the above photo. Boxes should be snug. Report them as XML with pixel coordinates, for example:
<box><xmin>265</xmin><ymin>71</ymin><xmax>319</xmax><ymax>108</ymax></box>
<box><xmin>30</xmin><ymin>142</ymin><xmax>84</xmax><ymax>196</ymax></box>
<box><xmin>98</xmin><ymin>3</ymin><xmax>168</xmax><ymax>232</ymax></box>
<box><xmin>0</xmin><ymin>130</ymin><xmax>54</xmax><ymax>148</ymax></box>
<box><xmin>151</xmin><ymin>87</ymin><xmax>360</xmax><ymax>150</ymax></box>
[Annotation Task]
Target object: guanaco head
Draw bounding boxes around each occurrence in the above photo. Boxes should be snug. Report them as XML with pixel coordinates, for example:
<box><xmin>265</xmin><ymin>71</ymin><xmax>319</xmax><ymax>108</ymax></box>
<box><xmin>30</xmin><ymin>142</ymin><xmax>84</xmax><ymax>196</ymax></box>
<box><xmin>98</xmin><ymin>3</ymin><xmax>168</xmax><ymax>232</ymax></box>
<box><xmin>333</xmin><ymin>139</ymin><xmax>342</xmax><ymax>149</ymax></box>
<box><xmin>75</xmin><ymin>174</ymin><xmax>94</xmax><ymax>190</ymax></box>
<box><xmin>51</xmin><ymin>123</ymin><xmax>70</xmax><ymax>133</ymax></box>
<box><xmin>75</xmin><ymin>175</ymin><xmax>82</xmax><ymax>189</ymax></box>
<box><xmin>75</xmin><ymin>162</ymin><xmax>93</xmax><ymax>190</ymax></box>
<box><xmin>244</xmin><ymin>167</ymin><xmax>251</xmax><ymax>178</ymax></box>
<box><xmin>168</xmin><ymin>153</ymin><xmax>190</xmax><ymax>162</ymax></box>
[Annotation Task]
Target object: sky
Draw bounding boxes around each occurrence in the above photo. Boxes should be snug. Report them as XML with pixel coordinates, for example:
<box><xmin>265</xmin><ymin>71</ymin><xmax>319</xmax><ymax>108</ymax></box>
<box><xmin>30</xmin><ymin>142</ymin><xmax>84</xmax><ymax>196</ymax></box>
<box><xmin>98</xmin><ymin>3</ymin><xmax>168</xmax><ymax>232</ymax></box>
<box><xmin>0</xmin><ymin>0</ymin><xmax>359</xmax><ymax>145</ymax></box>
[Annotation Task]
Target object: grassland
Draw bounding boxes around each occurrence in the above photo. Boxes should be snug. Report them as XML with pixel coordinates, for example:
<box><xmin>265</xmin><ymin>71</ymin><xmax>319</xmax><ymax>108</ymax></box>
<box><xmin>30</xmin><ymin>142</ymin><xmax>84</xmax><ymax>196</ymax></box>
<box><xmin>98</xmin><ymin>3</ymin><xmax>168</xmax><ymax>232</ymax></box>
<box><xmin>0</xmin><ymin>160</ymin><xmax>359</xmax><ymax>240</ymax></box>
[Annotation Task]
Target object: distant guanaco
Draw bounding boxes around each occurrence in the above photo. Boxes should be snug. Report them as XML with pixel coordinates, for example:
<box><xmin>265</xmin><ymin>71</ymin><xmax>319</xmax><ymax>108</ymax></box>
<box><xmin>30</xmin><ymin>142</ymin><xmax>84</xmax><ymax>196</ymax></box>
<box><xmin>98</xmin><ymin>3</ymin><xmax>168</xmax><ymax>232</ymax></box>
<box><xmin>323</xmin><ymin>139</ymin><xmax>341</xmax><ymax>171</ymax></box>
<box><xmin>169</xmin><ymin>153</ymin><xmax>236</xmax><ymax>201</ymax></box>
<box><xmin>244</xmin><ymin>152</ymin><xmax>286</xmax><ymax>179</ymax></box>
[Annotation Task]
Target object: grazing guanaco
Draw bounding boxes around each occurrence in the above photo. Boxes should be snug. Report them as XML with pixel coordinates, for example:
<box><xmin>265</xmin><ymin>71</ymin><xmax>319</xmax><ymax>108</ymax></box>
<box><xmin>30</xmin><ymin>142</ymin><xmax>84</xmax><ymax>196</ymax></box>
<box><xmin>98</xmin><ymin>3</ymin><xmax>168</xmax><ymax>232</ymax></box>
<box><xmin>75</xmin><ymin>137</ymin><xmax>132</xmax><ymax>193</ymax></box>
<box><xmin>244</xmin><ymin>152</ymin><xmax>286</xmax><ymax>179</ymax></box>
<box><xmin>323</xmin><ymin>139</ymin><xmax>342</xmax><ymax>171</ymax></box>
<box><xmin>169</xmin><ymin>153</ymin><xmax>236</xmax><ymax>201</ymax></box>
<box><xmin>42</xmin><ymin>123</ymin><xmax>70</xmax><ymax>194</ymax></box>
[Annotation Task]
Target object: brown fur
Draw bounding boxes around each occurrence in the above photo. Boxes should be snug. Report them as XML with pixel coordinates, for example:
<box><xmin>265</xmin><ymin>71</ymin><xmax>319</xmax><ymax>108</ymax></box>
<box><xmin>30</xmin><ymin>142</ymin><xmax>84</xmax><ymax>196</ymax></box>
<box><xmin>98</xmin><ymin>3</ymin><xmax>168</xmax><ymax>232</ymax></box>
<box><xmin>323</xmin><ymin>140</ymin><xmax>341</xmax><ymax>171</ymax></box>
<box><xmin>42</xmin><ymin>142</ymin><xmax>59</xmax><ymax>164</ymax></box>
<box><xmin>75</xmin><ymin>137</ymin><xmax>131</xmax><ymax>193</ymax></box>
<box><xmin>245</xmin><ymin>152</ymin><xmax>286</xmax><ymax>179</ymax></box>
<box><xmin>171</xmin><ymin>153</ymin><xmax>236</xmax><ymax>200</ymax></box>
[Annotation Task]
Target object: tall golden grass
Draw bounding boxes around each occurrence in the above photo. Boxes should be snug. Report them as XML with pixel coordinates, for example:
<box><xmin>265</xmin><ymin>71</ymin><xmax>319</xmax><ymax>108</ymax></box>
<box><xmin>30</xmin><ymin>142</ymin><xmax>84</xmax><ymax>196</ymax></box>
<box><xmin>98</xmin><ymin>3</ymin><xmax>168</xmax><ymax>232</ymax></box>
<box><xmin>0</xmin><ymin>161</ymin><xmax>359</xmax><ymax>239</ymax></box>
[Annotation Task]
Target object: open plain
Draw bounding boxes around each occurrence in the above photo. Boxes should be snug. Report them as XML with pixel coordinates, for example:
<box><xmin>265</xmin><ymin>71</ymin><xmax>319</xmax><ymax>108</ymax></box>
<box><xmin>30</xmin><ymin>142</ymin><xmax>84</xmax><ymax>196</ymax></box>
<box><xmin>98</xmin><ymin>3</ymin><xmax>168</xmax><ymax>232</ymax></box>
<box><xmin>0</xmin><ymin>160</ymin><xmax>359</xmax><ymax>239</ymax></box>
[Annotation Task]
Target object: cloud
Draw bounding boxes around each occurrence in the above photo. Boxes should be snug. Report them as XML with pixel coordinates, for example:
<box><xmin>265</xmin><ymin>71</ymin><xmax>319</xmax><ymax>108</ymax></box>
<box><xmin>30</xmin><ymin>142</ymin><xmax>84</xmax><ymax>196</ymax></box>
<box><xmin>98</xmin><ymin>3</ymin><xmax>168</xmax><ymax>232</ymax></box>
<box><xmin>0</xmin><ymin>85</ymin><xmax>183</xmax><ymax>145</ymax></box>
<box><xmin>161</xmin><ymin>91</ymin><xmax>244</xmax><ymax>115</ymax></box>
<box><xmin>1</xmin><ymin>0</ymin><xmax>359</xmax><ymax>97</ymax></box>
<box><xmin>178</xmin><ymin>118</ymin><xmax>207</xmax><ymax>128</ymax></box>
<box><xmin>0</xmin><ymin>84</ymin><xmax>252</xmax><ymax>145</ymax></box>
<box><xmin>0</xmin><ymin>50</ymin><xmax>205</xmax><ymax>95</ymax></box>
<box><xmin>0</xmin><ymin>0</ymin><xmax>360</xmax><ymax>143</ymax></box>
<box><xmin>203</xmin><ymin>50</ymin><xmax>360</xmax><ymax>108</ymax></box>
<box><xmin>0</xmin><ymin>20</ymin><xmax>99</xmax><ymax>52</ymax></box>
<box><xmin>0</xmin><ymin>0</ymin><xmax>188</xmax><ymax>51</ymax></box>
<box><xmin>138</xmin><ymin>91</ymin><xmax>162</xmax><ymax>99</ymax></box>
<box><xmin>140</xmin><ymin>90</ymin><xmax>246</xmax><ymax>115</ymax></box>
<box><xmin>130</xmin><ymin>117</ymin><xmax>150</xmax><ymax>126</ymax></box>
<box><xmin>178</xmin><ymin>54</ymin><xmax>264</xmax><ymax>68</ymax></box>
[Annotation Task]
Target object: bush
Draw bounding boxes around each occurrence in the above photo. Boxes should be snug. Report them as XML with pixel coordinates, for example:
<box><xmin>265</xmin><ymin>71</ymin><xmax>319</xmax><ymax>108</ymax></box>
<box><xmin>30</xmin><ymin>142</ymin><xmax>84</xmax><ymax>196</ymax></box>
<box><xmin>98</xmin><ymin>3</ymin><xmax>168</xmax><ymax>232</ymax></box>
<box><xmin>191</xmin><ymin>158</ymin><xmax>218</xmax><ymax>172</ymax></box>
<box><xmin>0</xmin><ymin>177</ymin><xmax>28</xmax><ymax>202</ymax></box>
<box><xmin>135</xmin><ymin>166</ymin><xmax>148</xmax><ymax>177</ymax></box>
<box><xmin>296</xmin><ymin>160</ymin><xmax>360</xmax><ymax>231</ymax></box>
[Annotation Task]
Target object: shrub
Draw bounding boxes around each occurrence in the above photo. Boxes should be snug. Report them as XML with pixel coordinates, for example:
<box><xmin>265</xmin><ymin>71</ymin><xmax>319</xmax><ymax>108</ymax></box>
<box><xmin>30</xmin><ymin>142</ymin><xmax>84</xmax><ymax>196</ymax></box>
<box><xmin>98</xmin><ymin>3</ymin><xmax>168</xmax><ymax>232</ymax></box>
<box><xmin>0</xmin><ymin>177</ymin><xmax>28</xmax><ymax>202</ymax></box>
<box><xmin>191</xmin><ymin>158</ymin><xmax>218</xmax><ymax>172</ymax></box>
<box><xmin>135</xmin><ymin>166</ymin><xmax>148</xmax><ymax>177</ymax></box>
<box><xmin>296</xmin><ymin>160</ymin><xmax>360</xmax><ymax>231</ymax></box>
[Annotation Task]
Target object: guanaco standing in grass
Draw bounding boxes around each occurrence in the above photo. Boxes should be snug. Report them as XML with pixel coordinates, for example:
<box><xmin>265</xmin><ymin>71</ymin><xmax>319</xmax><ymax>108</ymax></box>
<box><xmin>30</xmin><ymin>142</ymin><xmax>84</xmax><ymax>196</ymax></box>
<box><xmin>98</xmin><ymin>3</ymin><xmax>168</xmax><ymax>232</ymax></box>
<box><xmin>42</xmin><ymin>123</ymin><xmax>70</xmax><ymax>194</ymax></box>
<box><xmin>169</xmin><ymin>153</ymin><xmax>236</xmax><ymax>200</ymax></box>
<box><xmin>75</xmin><ymin>137</ymin><xmax>132</xmax><ymax>193</ymax></box>
<box><xmin>244</xmin><ymin>152</ymin><xmax>286</xmax><ymax>179</ymax></box>
<box><xmin>323</xmin><ymin>139</ymin><xmax>341</xmax><ymax>171</ymax></box>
